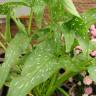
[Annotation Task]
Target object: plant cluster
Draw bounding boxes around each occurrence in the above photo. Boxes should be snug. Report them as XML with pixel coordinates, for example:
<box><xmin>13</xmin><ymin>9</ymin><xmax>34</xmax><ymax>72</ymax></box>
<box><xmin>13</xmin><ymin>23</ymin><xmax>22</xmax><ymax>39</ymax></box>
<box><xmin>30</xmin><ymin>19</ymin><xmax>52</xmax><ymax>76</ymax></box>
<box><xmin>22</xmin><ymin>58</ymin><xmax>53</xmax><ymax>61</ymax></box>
<box><xmin>0</xmin><ymin>0</ymin><xmax>96</xmax><ymax>96</ymax></box>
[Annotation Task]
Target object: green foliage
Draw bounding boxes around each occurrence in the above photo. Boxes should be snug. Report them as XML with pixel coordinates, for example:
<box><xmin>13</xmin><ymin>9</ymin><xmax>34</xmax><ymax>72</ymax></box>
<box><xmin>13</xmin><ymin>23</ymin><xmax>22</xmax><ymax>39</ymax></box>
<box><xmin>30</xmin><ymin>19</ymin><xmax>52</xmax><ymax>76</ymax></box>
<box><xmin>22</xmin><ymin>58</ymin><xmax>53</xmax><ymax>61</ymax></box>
<box><xmin>88</xmin><ymin>65</ymin><xmax>96</xmax><ymax>82</ymax></box>
<box><xmin>12</xmin><ymin>15</ymin><xmax>27</xmax><ymax>34</ymax></box>
<box><xmin>0</xmin><ymin>1</ymin><xmax>96</xmax><ymax>96</ymax></box>
<box><xmin>45</xmin><ymin>0</ymin><xmax>73</xmax><ymax>23</ymax></box>
<box><xmin>32</xmin><ymin>0</ymin><xmax>45</xmax><ymax>28</ymax></box>
<box><xmin>0</xmin><ymin>32</ymin><xmax>30</xmax><ymax>88</ymax></box>
<box><xmin>62</xmin><ymin>0</ymin><xmax>80</xmax><ymax>18</ymax></box>
<box><xmin>82</xmin><ymin>8</ymin><xmax>96</xmax><ymax>27</ymax></box>
<box><xmin>7</xmin><ymin>41</ymin><xmax>63</xmax><ymax>96</ymax></box>
<box><xmin>61</xmin><ymin>24</ymin><xmax>75</xmax><ymax>52</ymax></box>
<box><xmin>61</xmin><ymin>17</ymin><xmax>89</xmax><ymax>53</ymax></box>
<box><xmin>0</xmin><ymin>4</ymin><xmax>10</xmax><ymax>15</ymax></box>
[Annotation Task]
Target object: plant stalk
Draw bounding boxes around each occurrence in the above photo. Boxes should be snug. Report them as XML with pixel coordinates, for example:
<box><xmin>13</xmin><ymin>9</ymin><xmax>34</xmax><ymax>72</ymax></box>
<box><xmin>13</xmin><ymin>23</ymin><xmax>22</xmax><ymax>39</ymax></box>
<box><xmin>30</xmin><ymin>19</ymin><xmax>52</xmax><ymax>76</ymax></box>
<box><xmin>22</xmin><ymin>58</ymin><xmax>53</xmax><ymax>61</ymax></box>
<box><xmin>58</xmin><ymin>87</ymin><xmax>69</xmax><ymax>96</ymax></box>
<box><xmin>45</xmin><ymin>71</ymin><xmax>76</xmax><ymax>96</ymax></box>
<box><xmin>0</xmin><ymin>41</ymin><xmax>6</xmax><ymax>51</ymax></box>
<box><xmin>28</xmin><ymin>8</ymin><xmax>33</xmax><ymax>35</ymax></box>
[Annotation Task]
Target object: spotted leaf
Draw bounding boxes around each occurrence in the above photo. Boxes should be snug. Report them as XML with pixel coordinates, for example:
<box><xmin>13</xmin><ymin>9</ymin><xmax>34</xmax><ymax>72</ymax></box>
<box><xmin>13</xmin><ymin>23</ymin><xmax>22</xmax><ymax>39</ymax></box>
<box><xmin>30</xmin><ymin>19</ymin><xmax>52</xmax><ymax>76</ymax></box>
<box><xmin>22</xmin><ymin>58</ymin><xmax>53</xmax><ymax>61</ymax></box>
<box><xmin>32</xmin><ymin>0</ymin><xmax>45</xmax><ymax>28</ymax></box>
<box><xmin>0</xmin><ymin>32</ymin><xmax>30</xmax><ymax>88</ymax></box>
<box><xmin>62</xmin><ymin>17</ymin><xmax>89</xmax><ymax>52</ymax></box>
<box><xmin>82</xmin><ymin>8</ymin><xmax>96</xmax><ymax>28</ymax></box>
<box><xmin>7</xmin><ymin>41</ymin><xmax>63</xmax><ymax>96</ymax></box>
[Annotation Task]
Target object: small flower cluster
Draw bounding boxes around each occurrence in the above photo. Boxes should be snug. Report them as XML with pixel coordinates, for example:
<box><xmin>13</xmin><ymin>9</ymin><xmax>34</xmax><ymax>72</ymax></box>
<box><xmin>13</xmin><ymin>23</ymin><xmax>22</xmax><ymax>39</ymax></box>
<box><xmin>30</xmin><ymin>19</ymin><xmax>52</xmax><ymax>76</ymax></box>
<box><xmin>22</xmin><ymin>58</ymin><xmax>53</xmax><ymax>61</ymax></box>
<box><xmin>90</xmin><ymin>25</ymin><xmax>96</xmax><ymax>41</ymax></box>
<box><xmin>74</xmin><ymin>25</ymin><xmax>96</xmax><ymax>96</ymax></box>
<box><xmin>90</xmin><ymin>25</ymin><xmax>96</xmax><ymax>57</ymax></box>
<box><xmin>83</xmin><ymin>76</ymin><xmax>93</xmax><ymax>95</ymax></box>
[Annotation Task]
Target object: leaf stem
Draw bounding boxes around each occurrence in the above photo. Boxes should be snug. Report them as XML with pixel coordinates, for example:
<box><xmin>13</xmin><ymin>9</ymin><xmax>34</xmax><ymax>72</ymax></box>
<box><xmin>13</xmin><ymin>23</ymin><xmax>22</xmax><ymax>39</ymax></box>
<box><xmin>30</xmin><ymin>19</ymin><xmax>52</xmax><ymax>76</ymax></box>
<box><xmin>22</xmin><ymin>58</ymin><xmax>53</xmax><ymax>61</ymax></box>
<box><xmin>45</xmin><ymin>73</ymin><xmax>58</xmax><ymax>96</ymax></box>
<box><xmin>12</xmin><ymin>15</ymin><xmax>27</xmax><ymax>34</ymax></box>
<box><xmin>0</xmin><ymin>32</ymin><xmax>5</xmax><ymax>41</ymax></box>
<box><xmin>5</xmin><ymin>9</ymin><xmax>11</xmax><ymax>42</ymax></box>
<box><xmin>46</xmin><ymin>71</ymin><xmax>75</xmax><ymax>96</ymax></box>
<box><xmin>57</xmin><ymin>87</ymin><xmax>69</xmax><ymax>96</ymax></box>
<box><xmin>55</xmin><ymin>72</ymin><xmax>75</xmax><ymax>87</ymax></box>
<box><xmin>28</xmin><ymin>8</ymin><xmax>33</xmax><ymax>35</ymax></box>
<box><xmin>0</xmin><ymin>41</ymin><xmax>6</xmax><ymax>51</ymax></box>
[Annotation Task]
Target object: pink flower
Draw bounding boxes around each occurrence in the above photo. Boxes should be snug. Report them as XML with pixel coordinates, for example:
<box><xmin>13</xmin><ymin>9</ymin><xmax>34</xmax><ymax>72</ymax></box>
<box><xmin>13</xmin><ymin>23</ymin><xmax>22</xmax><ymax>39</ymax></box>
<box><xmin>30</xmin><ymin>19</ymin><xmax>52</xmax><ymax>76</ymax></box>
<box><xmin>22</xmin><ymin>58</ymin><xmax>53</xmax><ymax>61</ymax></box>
<box><xmin>74</xmin><ymin>45</ymin><xmax>82</xmax><ymax>55</ymax></box>
<box><xmin>75</xmin><ymin>45</ymin><xmax>82</xmax><ymax>50</ymax></box>
<box><xmin>90</xmin><ymin>30</ymin><xmax>96</xmax><ymax>37</ymax></box>
<box><xmin>83</xmin><ymin>76</ymin><xmax>92</xmax><ymax>85</ymax></box>
<box><xmin>90</xmin><ymin>24</ymin><xmax>96</xmax><ymax>31</ymax></box>
<box><xmin>82</xmin><ymin>94</ymin><xmax>88</xmax><ymax>96</ymax></box>
<box><xmin>90</xmin><ymin>25</ymin><xmax>96</xmax><ymax>38</ymax></box>
<box><xmin>90</xmin><ymin>50</ymin><xmax>96</xmax><ymax>58</ymax></box>
<box><xmin>91</xmin><ymin>38</ymin><xmax>96</xmax><ymax>43</ymax></box>
<box><xmin>84</xmin><ymin>87</ymin><xmax>93</xmax><ymax>95</ymax></box>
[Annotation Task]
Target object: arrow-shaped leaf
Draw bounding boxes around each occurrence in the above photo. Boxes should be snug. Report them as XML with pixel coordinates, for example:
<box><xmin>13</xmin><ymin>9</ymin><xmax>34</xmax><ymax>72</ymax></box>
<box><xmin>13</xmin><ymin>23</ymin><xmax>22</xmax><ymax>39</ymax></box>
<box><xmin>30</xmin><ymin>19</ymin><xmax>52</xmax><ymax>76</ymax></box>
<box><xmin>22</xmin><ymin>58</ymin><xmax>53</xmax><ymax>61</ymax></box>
<box><xmin>62</xmin><ymin>24</ymin><xmax>75</xmax><ymax>52</ymax></box>
<box><xmin>62</xmin><ymin>0</ymin><xmax>80</xmax><ymax>18</ymax></box>
<box><xmin>7</xmin><ymin>41</ymin><xmax>63</xmax><ymax>96</ymax></box>
<box><xmin>62</xmin><ymin>17</ymin><xmax>89</xmax><ymax>52</ymax></box>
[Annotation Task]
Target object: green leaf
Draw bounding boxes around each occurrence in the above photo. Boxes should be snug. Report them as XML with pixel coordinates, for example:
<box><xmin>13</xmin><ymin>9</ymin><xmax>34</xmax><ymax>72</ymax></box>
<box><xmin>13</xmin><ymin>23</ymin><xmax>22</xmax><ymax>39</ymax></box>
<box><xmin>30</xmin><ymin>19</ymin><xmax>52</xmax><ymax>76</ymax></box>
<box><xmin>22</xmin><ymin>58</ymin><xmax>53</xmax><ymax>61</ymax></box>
<box><xmin>0</xmin><ymin>1</ymin><xmax>29</xmax><ymax>35</ymax></box>
<box><xmin>12</xmin><ymin>15</ymin><xmax>27</xmax><ymax>34</ymax></box>
<box><xmin>53</xmin><ymin>31</ymin><xmax>62</xmax><ymax>54</ymax></box>
<box><xmin>62</xmin><ymin>17</ymin><xmax>89</xmax><ymax>52</ymax></box>
<box><xmin>82</xmin><ymin>8</ymin><xmax>96</xmax><ymax>28</ymax></box>
<box><xmin>0</xmin><ymin>4</ymin><xmax>10</xmax><ymax>15</ymax></box>
<box><xmin>32</xmin><ymin>0</ymin><xmax>45</xmax><ymax>28</ymax></box>
<box><xmin>50</xmin><ymin>24</ymin><xmax>63</xmax><ymax>55</ymax></box>
<box><xmin>88</xmin><ymin>65</ymin><xmax>96</xmax><ymax>82</ymax></box>
<box><xmin>0</xmin><ymin>32</ymin><xmax>30</xmax><ymax>88</ymax></box>
<box><xmin>47</xmin><ymin>0</ymin><xmax>73</xmax><ymax>22</ymax></box>
<box><xmin>7</xmin><ymin>41</ymin><xmax>63</xmax><ymax>96</ymax></box>
<box><xmin>71</xmin><ymin>17</ymin><xmax>89</xmax><ymax>51</ymax></box>
<box><xmin>62</xmin><ymin>24</ymin><xmax>75</xmax><ymax>52</ymax></box>
<box><xmin>62</xmin><ymin>0</ymin><xmax>80</xmax><ymax>18</ymax></box>
<box><xmin>0</xmin><ymin>1</ymin><xmax>30</xmax><ymax>15</ymax></box>
<box><xmin>0</xmin><ymin>1</ymin><xmax>29</xmax><ymax>7</ymax></box>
